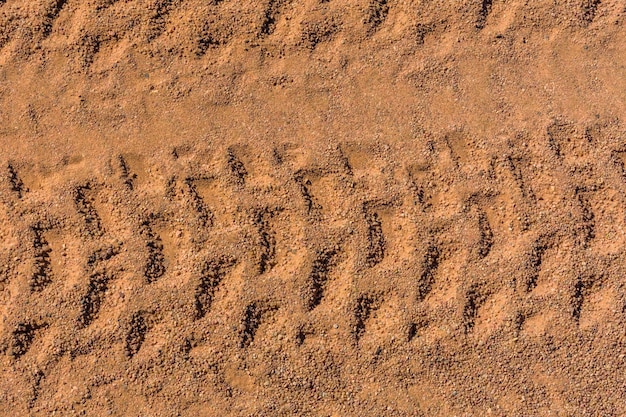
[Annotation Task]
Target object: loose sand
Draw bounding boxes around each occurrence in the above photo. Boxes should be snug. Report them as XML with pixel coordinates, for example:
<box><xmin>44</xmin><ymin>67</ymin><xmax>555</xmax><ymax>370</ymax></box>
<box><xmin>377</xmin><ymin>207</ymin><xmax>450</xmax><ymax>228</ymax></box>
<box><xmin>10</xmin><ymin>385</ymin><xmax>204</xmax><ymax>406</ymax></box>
<box><xmin>1</xmin><ymin>1</ymin><xmax>626</xmax><ymax>415</ymax></box>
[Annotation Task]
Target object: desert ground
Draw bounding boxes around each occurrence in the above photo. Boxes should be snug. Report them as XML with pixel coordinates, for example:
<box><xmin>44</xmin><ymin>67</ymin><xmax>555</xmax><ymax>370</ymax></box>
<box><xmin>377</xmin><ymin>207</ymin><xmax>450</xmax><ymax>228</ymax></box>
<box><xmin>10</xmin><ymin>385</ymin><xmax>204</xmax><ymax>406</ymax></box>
<box><xmin>1</xmin><ymin>0</ymin><xmax>626</xmax><ymax>415</ymax></box>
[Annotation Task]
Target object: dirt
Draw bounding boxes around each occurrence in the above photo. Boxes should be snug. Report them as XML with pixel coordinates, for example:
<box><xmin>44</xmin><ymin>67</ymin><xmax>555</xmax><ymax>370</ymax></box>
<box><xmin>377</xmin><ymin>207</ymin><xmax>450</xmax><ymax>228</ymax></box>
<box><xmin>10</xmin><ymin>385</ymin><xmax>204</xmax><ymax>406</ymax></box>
<box><xmin>1</xmin><ymin>0</ymin><xmax>626</xmax><ymax>416</ymax></box>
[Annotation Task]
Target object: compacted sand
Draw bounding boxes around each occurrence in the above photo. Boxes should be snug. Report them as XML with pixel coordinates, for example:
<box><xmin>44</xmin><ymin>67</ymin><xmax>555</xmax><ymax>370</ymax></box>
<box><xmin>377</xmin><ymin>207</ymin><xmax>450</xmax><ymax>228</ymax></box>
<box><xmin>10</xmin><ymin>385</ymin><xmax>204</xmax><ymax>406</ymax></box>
<box><xmin>1</xmin><ymin>1</ymin><xmax>626</xmax><ymax>415</ymax></box>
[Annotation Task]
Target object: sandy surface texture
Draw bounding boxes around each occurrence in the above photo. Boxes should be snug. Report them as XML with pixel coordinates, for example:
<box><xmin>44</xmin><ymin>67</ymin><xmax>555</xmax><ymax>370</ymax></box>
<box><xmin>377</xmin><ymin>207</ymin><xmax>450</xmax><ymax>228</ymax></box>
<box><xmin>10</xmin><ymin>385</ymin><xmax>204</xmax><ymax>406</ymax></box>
<box><xmin>1</xmin><ymin>1</ymin><xmax>626</xmax><ymax>416</ymax></box>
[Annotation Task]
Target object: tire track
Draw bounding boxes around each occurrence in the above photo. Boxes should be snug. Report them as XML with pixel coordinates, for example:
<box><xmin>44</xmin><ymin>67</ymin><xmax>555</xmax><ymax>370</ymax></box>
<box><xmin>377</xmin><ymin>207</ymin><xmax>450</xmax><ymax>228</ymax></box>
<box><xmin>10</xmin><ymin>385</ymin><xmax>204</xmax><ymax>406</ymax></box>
<box><xmin>476</xmin><ymin>210</ymin><xmax>493</xmax><ymax>259</ymax></box>
<box><xmin>365</xmin><ymin>0</ymin><xmax>389</xmax><ymax>35</ymax></box>
<box><xmin>73</xmin><ymin>184</ymin><xmax>104</xmax><ymax>238</ymax></box>
<box><xmin>524</xmin><ymin>235</ymin><xmax>553</xmax><ymax>293</ymax></box>
<box><xmin>9</xmin><ymin>322</ymin><xmax>47</xmax><ymax>359</ymax></box>
<box><xmin>1</xmin><ymin>134</ymin><xmax>625</xmax><ymax>415</ymax></box>
<box><xmin>42</xmin><ymin>0</ymin><xmax>70</xmax><ymax>38</ymax></box>
<box><xmin>364</xmin><ymin>204</ymin><xmax>385</xmax><ymax>267</ymax></box>
<box><xmin>352</xmin><ymin>293</ymin><xmax>380</xmax><ymax>343</ymax></box>
<box><xmin>227</xmin><ymin>147</ymin><xmax>248</xmax><ymax>186</ymax></box>
<box><xmin>117</xmin><ymin>155</ymin><xmax>137</xmax><ymax>191</ymax></box>
<box><xmin>78</xmin><ymin>244</ymin><xmax>122</xmax><ymax>327</ymax></box>
<box><xmin>184</xmin><ymin>177</ymin><xmax>214</xmax><ymax>228</ymax></box>
<box><xmin>253</xmin><ymin>208</ymin><xmax>281</xmax><ymax>274</ymax></box>
<box><xmin>259</xmin><ymin>0</ymin><xmax>288</xmax><ymax>38</ymax></box>
<box><xmin>304</xmin><ymin>248</ymin><xmax>339</xmax><ymax>311</ymax></box>
<box><xmin>125</xmin><ymin>312</ymin><xmax>149</xmax><ymax>358</ymax></box>
<box><xmin>140</xmin><ymin>219</ymin><xmax>166</xmax><ymax>284</ymax></box>
<box><xmin>194</xmin><ymin>257</ymin><xmax>236</xmax><ymax>320</ymax></box>
<box><xmin>30</xmin><ymin>225</ymin><xmax>53</xmax><ymax>292</ymax></box>
<box><xmin>6</xmin><ymin>163</ymin><xmax>26</xmax><ymax>198</ymax></box>
<box><xmin>476</xmin><ymin>0</ymin><xmax>493</xmax><ymax>29</ymax></box>
<box><xmin>462</xmin><ymin>284</ymin><xmax>488</xmax><ymax>334</ymax></box>
<box><xmin>239</xmin><ymin>301</ymin><xmax>276</xmax><ymax>348</ymax></box>
<box><xmin>575</xmin><ymin>186</ymin><xmax>596</xmax><ymax>248</ymax></box>
<box><xmin>417</xmin><ymin>244</ymin><xmax>439</xmax><ymax>302</ymax></box>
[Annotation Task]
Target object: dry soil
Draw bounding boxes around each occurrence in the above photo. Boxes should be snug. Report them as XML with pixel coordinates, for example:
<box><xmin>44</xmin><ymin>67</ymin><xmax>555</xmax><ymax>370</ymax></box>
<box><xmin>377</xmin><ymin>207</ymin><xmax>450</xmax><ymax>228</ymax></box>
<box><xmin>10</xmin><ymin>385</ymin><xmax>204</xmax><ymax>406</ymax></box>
<box><xmin>1</xmin><ymin>0</ymin><xmax>626</xmax><ymax>416</ymax></box>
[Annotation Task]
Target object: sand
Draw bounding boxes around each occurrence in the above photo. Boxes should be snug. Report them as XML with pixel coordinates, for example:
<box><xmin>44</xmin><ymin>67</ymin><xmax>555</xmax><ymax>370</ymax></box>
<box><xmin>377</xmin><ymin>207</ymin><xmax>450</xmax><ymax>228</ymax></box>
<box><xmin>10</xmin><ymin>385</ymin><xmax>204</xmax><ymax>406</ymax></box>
<box><xmin>1</xmin><ymin>0</ymin><xmax>626</xmax><ymax>415</ymax></box>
